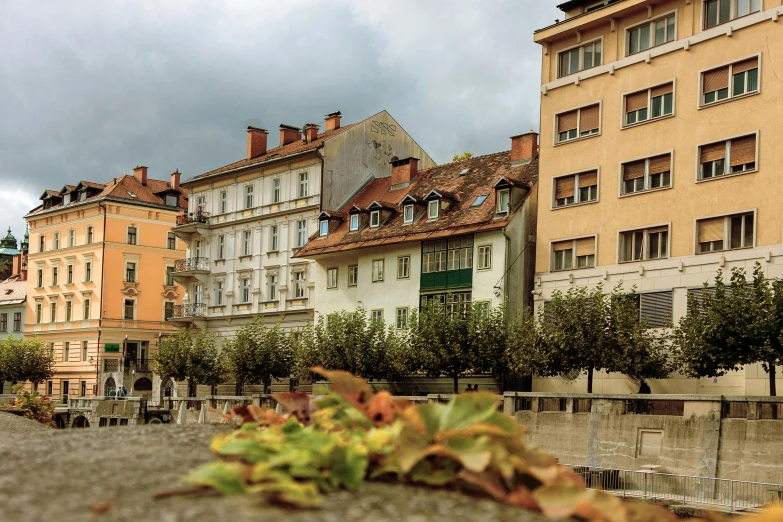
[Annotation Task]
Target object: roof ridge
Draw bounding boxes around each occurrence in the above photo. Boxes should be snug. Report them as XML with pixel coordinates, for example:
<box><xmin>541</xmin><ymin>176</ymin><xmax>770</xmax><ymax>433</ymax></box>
<box><xmin>414</xmin><ymin>149</ymin><xmax>511</xmax><ymax>176</ymax></box>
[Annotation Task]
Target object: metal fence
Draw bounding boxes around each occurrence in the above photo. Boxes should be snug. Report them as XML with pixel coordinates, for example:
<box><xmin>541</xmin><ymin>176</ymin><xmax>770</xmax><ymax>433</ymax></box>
<box><xmin>564</xmin><ymin>465</ymin><xmax>783</xmax><ymax>512</ymax></box>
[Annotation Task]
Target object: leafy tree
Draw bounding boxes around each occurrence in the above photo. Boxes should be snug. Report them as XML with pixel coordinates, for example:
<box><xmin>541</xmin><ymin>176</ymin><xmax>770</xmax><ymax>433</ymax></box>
<box><xmin>674</xmin><ymin>263</ymin><xmax>783</xmax><ymax>396</ymax></box>
<box><xmin>505</xmin><ymin>307</ymin><xmax>551</xmax><ymax>380</ymax></box>
<box><xmin>0</xmin><ymin>336</ymin><xmax>55</xmax><ymax>386</ymax></box>
<box><xmin>451</xmin><ymin>151</ymin><xmax>474</xmax><ymax>162</ymax></box>
<box><xmin>152</xmin><ymin>328</ymin><xmax>225</xmax><ymax>397</ymax></box>
<box><xmin>222</xmin><ymin>318</ymin><xmax>292</xmax><ymax>394</ymax></box>
<box><xmin>470</xmin><ymin>303</ymin><xmax>509</xmax><ymax>386</ymax></box>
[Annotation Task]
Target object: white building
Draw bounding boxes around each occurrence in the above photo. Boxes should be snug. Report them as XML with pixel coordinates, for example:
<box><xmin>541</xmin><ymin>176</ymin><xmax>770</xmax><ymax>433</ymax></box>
<box><xmin>0</xmin><ymin>276</ymin><xmax>26</xmax><ymax>394</ymax></box>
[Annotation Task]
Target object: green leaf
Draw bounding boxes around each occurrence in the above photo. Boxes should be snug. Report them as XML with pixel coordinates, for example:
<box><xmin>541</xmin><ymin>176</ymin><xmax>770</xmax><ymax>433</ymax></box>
<box><xmin>249</xmin><ymin>479</ymin><xmax>323</xmax><ymax>508</ymax></box>
<box><xmin>439</xmin><ymin>392</ymin><xmax>499</xmax><ymax>431</ymax></box>
<box><xmin>183</xmin><ymin>462</ymin><xmax>247</xmax><ymax>494</ymax></box>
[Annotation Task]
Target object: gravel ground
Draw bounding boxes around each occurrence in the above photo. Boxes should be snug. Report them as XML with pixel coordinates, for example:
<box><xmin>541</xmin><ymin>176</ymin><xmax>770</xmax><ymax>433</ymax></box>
<box><xmin>0</xmin><ymin>411</ymin><xmax>52</xmax><ymax>434</ymax></box>
<box><xmin>0</xmin><ymin>422</ymin><xmax>552</xmax><ymax>522</ymax></box>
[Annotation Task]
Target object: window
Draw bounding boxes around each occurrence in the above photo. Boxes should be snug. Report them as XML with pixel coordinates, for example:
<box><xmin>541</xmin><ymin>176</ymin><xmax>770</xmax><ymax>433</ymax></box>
<box><xmin>372</xmin><ymin>259</ymin><xmax>384</xmax><ymax>282</ymax></box>
<box><xmin>196</xmin><ymin>195</ymin><xmax>206</xmax><ymax>211</ymax></box>
<box><xmin>68</xmin><ymin>229</ymin><xmax>75</xmax><ymax>247</ymax></box>
<box><xmin>270</xmin><ymin>225</ymin><xmax>279</xmax><ymax>251</ymax></box>
<box><xmin>66</xmin><ymin>265</ymin><xmax>73</xmax><ymax>284</ymax></box>
<box><xmin>556</xmin><ymin>104</ymin><xmax>600</xmax><ymax>143</ymax></box>
<box><xmin>64</xmin><ymin>342</ymin><xmax>70</xmax><ymax>362</ymax></box>
<box><xmin>165</xmin><ymin>266</ymin><xmax>175</xmax><ymax>286</ymax></box>
<box><xmin>297</xmin><ymin>220</ymin><xmax>307</xmax><ymax>247</ymax></box>
<box><xmin>39</xmin><ymin>235</ymin><xmax>45</xmax><ymax>252</ymax></box>
<box><xmin>13</xmin><ymin>313</ymin><xmax>21</xmax><ymax>332</ymax></box>
<box><xmin>699</xmin><ymin>134</ymin><xmax>757</xmax><ymax>180</ymax></box>
<box><xmin>50</xmin><ymin>302</ymin><xmax>57</xmax><ymax>323</ymax></box>
<box><xmin>65</xmin><ymin>301</ymin><xmax>72</xmax><ymax>322</ymax></box>
<box><xmin>396</xmin><ymin>307</ymin><xmax>409</xmax><ymax>329</ymax></box>
<box><xmin>320</xmin><ymin>220</ymin><xmax>329</xmax><ymax>237</ymax></box>
<box><xmin>350</xmin><ymin>214</ymin><xmax>360</xmax><ymax>231</ymax></box>
<box><xmin>421</xmin><ymin>291</ymin><xmax>473</xmax><ymax>315</ymax></box>
<box><xmin>243</xmin><ymin>230</ymin><xmax>252</xmax><ymax>256</ymax></box>
<box><xmin>82</xmin><ymin>341</ymin><xmax>88</xmax><ymax>362</ymax></box>
<box><xmin>215</xmin><ymin>281</ymin><xmax>223</xmax><ymax>305</ymax></box>
<box><xmin>47</xmin><ymin>380</ymin><xmax>52</xmax><ymax>395</ymax></box>
<box><xmin>446</xmin><ymin>236</ymin><xmax>474</xmax><ymax>270</ymax></box>
<box><xmin>125</xmin><ymin>262</ymin><xmax>136</xmax><ymax>283</ymax></box>
<box><xmin>86</xmin><ymin>226</ymin><xmax>93</xmax><ymax>244</ymax></box>
<box><xmin>84</xmin><ymin>262</ymin><xmax>92</xmax><ymax>282</ymax></box>
<box><xmin>216</xmin><ymin>235</ymin><xmax>225</xmax><ymax>259</ymax></box>
<box><xmin>53</xmin><ymin>232</ymin><xmax>60</xmax><ymax>250</ymax></box>
<box><xmin>298</xmin><ymin>172</ymin><xmax>308</xmax><ymax>198</ymax></box>
<box><xmin>51</xmin><ymin>267</ymin><xmax>58</xmax><ymax>286</ymax></box>
<box><xmin>370</xmin><ymin>210</ymin><xmax>380</xmax><ymax>228</ymax></box>
<box><xmin>697</xmin><ymin>212</ymin><xmax>754</xmax><ymax>253</ymax></box>
<box><xmin>245</xmin><ymin>184</ymin><xmax>254</xmax><ymax>209</ymax></box>
<box><xmin>705</xmin><ymin>0</ymin><xmax>760</xmax><ymax>29</ymax></box>
<box><xmin>702</xmin><ymin>57</ymin><xmax>759</xmax><ymax>106</ymax></box>
<box><xmin>496</xmin><ymin>189</ymin><xmax>510</xmax><ymax>214</ymax></box>
<box><xmin>36</xmin><ymin>269</ymin><xmax>43</xmax><ymax>288</ymax></box>
<box><xmin>166</xmin><ymin>194</ymin><xmax>178</xmax><ymax>207</ymax></box>
<box><xmin>428</xmin><ymin>200</ymin><xmax>439</xmax><ymax>220</ymax></box>
<box><xmin>167</xmin><ymin>233</ymin><xmax>176</xmax><ymax>250</ymax></box>
<box><xmin>627</xmin><ymin>14</ymin><xmax>675</xmax><ymax>55</ymax></box>
<box><xmin>348</xmin><ymin>265</ymin><xmax>358</xmax><ymax>287</ymax></box>
<box><xmin>552</xmin><ymin>237</ymin><xmax>595</xmax><ymax>271</ymax></box>
<box><xmin>240</xmin><ymin>279</ymin><xmax>250</xmax><ymax>303</ymax></box>
<box><xmin>272</xmin><ymin>178</ymin><xmax>281</xmax><ymax>203</ymax></box>
<box><xmin>558</xmin><ymin>40</ymin><xmax>602</xmax><ymax>78</ymax></box>
<box><xmin>472</xmin><ymin>195</ymin><xmax>488</xmax><ymax>207</ymax></box>
<box><xmin>80</xmin><ymin>381</ymin><xmax>86</xmax><ymax>397</ymax></box>
<box><xmin>294</xmin><ymin>271</ymin><xmax>306</xmax><ymax>298</ymax></box>
<box><xmin>403</xmin><ymin>205</ymin><xmax>414</xmax><ymax>224</ymax></box>
<box><xmin>327</xmin><ymin>268</ymin><xmax>338</xmax><ymax>289</ymax></box>
<box><xmin>620</xmin><ymin>226</ymin><xmax>669</xmax><ymax>262</ymax></box>
<box><xmin>220</xmin><ymin>190</ymin><xmax>227</xmax><ymax>214</ymax></box>
<box><xmin>478</xmin><ymin>245</ymin><xmax>492</xmax><ymax>270</ymax></box>
<box><xmin>554</xmin><ymin>170</ymin><xmax>598</xmax><ymax>206</ymax></box>
<box><xmin>397</xmin><ymin>256</ymin><xmax>410</xmax><ymax>279</ymax></box>
<box><xmin>371</xmin><ymin>309</ymin><xmax>384</xmax><ymax>324</ymax></box>
<box><xmin>0</xmin><ymin>314</ymin><xmax>6</xmax><ymax>332</ymax></box>
<box><xmin>267</xmin><ymin>275</ymin><xmax>277</xmax><ymax>301</ymax></box>
<box><xmin>127</xmin><ymin>227</ymin><xmax>137</xmax><ymax>245</ymax></box>
<box><xmin>83</xmin><ymin>298</ymin><xmax>90</xmax><ymax>320</ymax></box>
<box><xmin>163</xmin><ymin>301</ymin><xmax>174</xmax><ymax>320</ymax></box>
<box><xmin>36</xmin><ymin>303</ymin><xmax>42</xmax><ymax>324</ymax></box>
<box><xmin>124</xmin><ymin>299</ymin><xmax>134</xmax><ymax>320</ymax></box>
<box><xmin>584</xmin><ymin>0</ymin><xmax>620</xmax><ymax>12</ymax></box>
<box><xmin>422</xmin><ymin>240</ymin><xmax>447</xmax><ymax>274</ymax></box>
<box><xmin>622</xmin><ymin>154</ymin><xmax>672</xmax><ymax>194</ymax></box>
<box><xmin>624</xmin><ymin>83</ymin><xmax>674</xmax><ymax>126</ymax></box>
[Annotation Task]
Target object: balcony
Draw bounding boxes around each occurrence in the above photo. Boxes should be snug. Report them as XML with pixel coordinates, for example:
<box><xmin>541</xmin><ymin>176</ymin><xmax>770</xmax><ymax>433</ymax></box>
<box><xmin>176</xmin><ymin>209</ymin><xmax>209</xmax><ymax>226</ymax></box>
<box><xmin>171</xmin><ymin>257</ymin><xmax>210</xmax><ymax>284</ymax></box>
<box><xmin>135</xmin><ymin>358</ymin><xmax>152</xmax><ymax>373</ymax></box>
<box><xmin>173</xmin><ymin>209</ymin><xmax>210</xmax><ymax>240</ymax></box>
<box><xmin>168</xmin><ymin>303</ymin><xmax>208</xmax><ymax>325</ymax></box>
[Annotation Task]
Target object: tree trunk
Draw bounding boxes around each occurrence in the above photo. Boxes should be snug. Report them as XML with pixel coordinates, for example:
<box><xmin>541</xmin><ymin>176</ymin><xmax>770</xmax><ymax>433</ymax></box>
<box><xmin>453</xmin><ymin>375</ymin><xmax>459</xmax><ymax>395</ymax></box>
<box><xmin>587</xmin><ymin>366</ymin><xmax>594</xmax><ymax>394</ymax></box>
<box><xmin>770</xmin><ymin>363</ymin><xmax>777</xmax><ymax>397</ymax></box>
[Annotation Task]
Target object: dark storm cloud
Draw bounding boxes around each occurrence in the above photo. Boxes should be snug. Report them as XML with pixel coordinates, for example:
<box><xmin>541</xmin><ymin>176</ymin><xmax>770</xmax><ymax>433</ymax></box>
<box><xmin>0</xmin><ymin>0</ymin><xmax>560</xmax><ymax>240</ymax></box>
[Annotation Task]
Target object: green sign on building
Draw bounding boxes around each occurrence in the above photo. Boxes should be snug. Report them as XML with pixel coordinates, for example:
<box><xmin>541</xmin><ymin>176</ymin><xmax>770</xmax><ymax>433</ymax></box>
<box><xmin>104</xmin><ymin>343</ymin><xmax>120</xmax><ymax>353</ymax></box>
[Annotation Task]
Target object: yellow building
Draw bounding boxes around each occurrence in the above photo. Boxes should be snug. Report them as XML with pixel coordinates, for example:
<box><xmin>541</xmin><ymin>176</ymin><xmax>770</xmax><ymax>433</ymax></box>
<box><xmin>534</xmin><ymin>0</ymin><xmax>783</xmax><ymax>395</ymax></box>
<box><xmin>25</xmin><ymin>167</ymin><xmax>187</xmax><ymax>404</ymax></box>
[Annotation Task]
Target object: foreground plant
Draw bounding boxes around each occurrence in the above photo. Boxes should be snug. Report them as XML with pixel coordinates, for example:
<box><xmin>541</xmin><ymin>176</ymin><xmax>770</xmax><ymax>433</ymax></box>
<box><xmin>10</xmin><ymin>384</ymin><xmax>56</xmax><ymax>428</ymax></box>
<box><xmin>169</xmin><ymin>368</ymin><xmax>782</xmax><ymax>521</ymax></box>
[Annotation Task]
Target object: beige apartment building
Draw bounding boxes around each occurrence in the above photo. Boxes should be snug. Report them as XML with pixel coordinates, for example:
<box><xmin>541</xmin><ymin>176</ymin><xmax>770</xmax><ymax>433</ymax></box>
<box><xmin>534</xmin><ymin>0</ymin><xmax>783</xmax><ymax>395</ymax></box>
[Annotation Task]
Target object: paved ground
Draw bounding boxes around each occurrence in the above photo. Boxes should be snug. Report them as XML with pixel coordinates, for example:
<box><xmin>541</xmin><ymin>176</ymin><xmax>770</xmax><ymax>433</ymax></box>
<box><xmin>0</xmin><ymin>414</ymin><xmax>551</xmax><ymax>522</ymax></box>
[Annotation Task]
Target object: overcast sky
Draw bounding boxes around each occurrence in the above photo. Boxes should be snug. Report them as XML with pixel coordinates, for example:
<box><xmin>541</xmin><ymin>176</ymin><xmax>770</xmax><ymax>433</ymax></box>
<box><xmin>0</xmin><ymin>0</ymin><xmax>560</xmax><ymax>242</ymax></box>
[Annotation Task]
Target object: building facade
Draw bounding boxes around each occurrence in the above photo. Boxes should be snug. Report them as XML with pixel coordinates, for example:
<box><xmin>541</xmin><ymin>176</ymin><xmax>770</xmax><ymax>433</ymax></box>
<box><xmin>172</xmin><ymin>111</ymin><xmax>435</xmax><ymax>379</ymax></box>
<box><xmin>295</xmin><ymin>133</ymin><xmax>538</xmax><ymax>336</ymax></box>
<box><xmin>533</xmin><ymin>0</ymin><xmax>783</xmax><ymax>394</ymax></box>
<box><xmin>25</xmin><ymin>168</ymin><xmax>187</xmax><ymax>402</ymax></box>
<box><xmin>0</xmin><ymin>227</ymin><xmax>22</xmax><ymax>280</ymax></box>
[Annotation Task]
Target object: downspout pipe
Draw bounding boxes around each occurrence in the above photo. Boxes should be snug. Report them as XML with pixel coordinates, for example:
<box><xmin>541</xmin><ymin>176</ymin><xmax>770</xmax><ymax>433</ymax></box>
<box><xmin>96</xmin><ymin>203</ymin><xmax>107</xmax><ymax>395</ymax></box>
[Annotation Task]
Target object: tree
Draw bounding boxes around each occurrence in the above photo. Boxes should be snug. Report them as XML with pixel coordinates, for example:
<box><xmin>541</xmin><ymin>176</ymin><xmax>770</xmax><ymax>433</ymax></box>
<box><xmin>674</xmin><ymin>263</ymin><xmax>783</xmax><ymax>396</ymax></box>
<box><xmin>452</xmin><ymin>151</ymin><xmax>474</xmax><ymax>162</ymax></box>
<box><xmin>0</xmin><ymin>336</ymin><xmax>56</xmax><ymax>386</ymax></box>
<box><xmin>470</xmin><ymin>303</ymin><xmax>509</xmax><ymax>387</ymax></box>
<box><xmin>222</xmin><ymin>318</ymin><xmax>292</xmax><ymax>394</ymax></box>
<box><xmin>152</xmin><ymin>328</ymin><xmax>225</xmax><ymax>397</ymax></box>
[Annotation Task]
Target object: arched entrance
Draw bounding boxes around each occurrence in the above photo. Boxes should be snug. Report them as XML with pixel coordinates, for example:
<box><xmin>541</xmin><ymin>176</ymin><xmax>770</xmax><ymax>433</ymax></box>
<box><xmin>71</xmin><ymin>416</ymin><xmax>90</xmax><ymax>429</ymax></box>
<box><xmin>104</xmin><ymin>377</ymin><xmax>116</xmax><ymax>397</ymax></box>
<box><xmin>134</xmin><ymin>377</ymin><xmax>152</xmax><ymax>397</ymax></box>
<box><xmin>160</xmin><ymin>378</ymin><xmax>173</xmax><ymax>406</ymax></box>
<box><xmin>54</xmin><ymin>414</ymin><xmax>66</xmax><ymax>429</ymax></box>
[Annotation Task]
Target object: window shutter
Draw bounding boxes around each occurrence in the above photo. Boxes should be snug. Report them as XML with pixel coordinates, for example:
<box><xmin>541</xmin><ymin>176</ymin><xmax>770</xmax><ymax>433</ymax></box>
<box><xmin>698</xmin><ymin>217</ymin><xmax>724</xmax><ymax>242</ymax></box>
<box><xmin>555</xmin><ymin>176</ymin><xmax>575</xmax><ymax>199</ymax></box>
<box><xmin>579</xmin><ymin>104</ymin><xmax>600</xmax><ymax>133</ymax></box>
<box><xmin>622</xmin><ymin>160</ymin><xmax>646</xmax><ymax>181</ymax></box>
<box><xmin>732</xmin><ymin>57</ymin><xmax>758</xmax><ymax>74</ymax></box>
<box><xmin>557</xmin><ymin>110</ymin><xmax>578</xmax><ymax>133</ymax></box>
<box><xmin>650</xmin><ymin>82</ymin><xmax>674</xmax><ymax>98</ymax></box>
<box><xmin>703</xmin><ymin>66</ymin><xmax>729</xmax><ymax>93</ymax></box>
<box><xmin>575</xmin><ymin>237</ymin><xmax>595</xmax><ymax>256</ymax></box>
<box><xmin>625</xmin><ymin>91</ymin><xmax>648</xmax><ymax>112</ymax></box>
<box><xmin>647</xmin><ymin>225</ymin><xmax>669</xmax><ymax>234</ymax></box>
<box><xmin>640</xmin><ymin>291</ymin><xmax>673</xmax><ymax>328</ymax></box>
<box><xmin>730</xmin><ymin>135</ymin><xmax>756</xmax><ymax>166</ymax></box>
<box><xmin>648</xmin><ymin>154</ymin><xmax>672</xmax><ymax>175</ymax></box>
<box><xmin>700</xmin><ymin>141</ymin><xmax>726</xmax><ymax>163</ymax></box>
<box><xmin>553</xmin><ymin>240</ymin><xmax>572</xmax><ymax>252</ymax></box>
<box><xmin>578</xmin><ymin>170</ymin><xmax>598</xmax><ymax>187</ymax></box>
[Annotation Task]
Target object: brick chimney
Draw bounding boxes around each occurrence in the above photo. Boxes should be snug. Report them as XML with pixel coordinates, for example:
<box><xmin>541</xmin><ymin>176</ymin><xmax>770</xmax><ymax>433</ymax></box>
<box><xmin>133</xmin><ymin>166</ymin><xmax>148</xmax><ymax>186</ymax></box>
<box><xmin>171</xmin><ymin>170</ymin><xmax>181</xmax><ymax>190</ymax></box>
<box><xmin>279</xmin><ymin>124</ymin><xmax>302</xmax><ymax>146</ymax></box>
<box><xmin>324</xmin><ymin>111</ymin><xmax>342</xmax><ymax>131</ymax></box>
<box><xmin>391</xmin><ymin>157</ymin><xmax>419</xmax><ymax>188</ymax></box>
<box><xmin>303</xmin><ymin>123</ymin><xmax>320</xmax><ymax>143</ymax></box>
<box><xmin>247</xmin><ymin>127</ymin><xmax>268</xmax><ymax>158</ymax></box>
<box><xmin>510</xmin><ymin>132</ymin><xmax>539</xmax><ymax>163</ymax></box>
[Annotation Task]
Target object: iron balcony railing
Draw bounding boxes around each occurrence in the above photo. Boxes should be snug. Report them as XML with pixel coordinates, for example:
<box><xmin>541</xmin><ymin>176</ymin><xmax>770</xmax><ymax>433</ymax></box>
<box><xmin>171</xmin><ymin>303</ymin><xmax>207</xmax><ymax>319</ymax></box>
<box><xmin>173</xmin><ymin>257</ymin><xmax>210</xmax><ymax>273</ymax></box>
<box><xmin>176</xmin><ymin>209</ymin><xmax>209</xmax><ymax>226</ymax></box>
<box><xmin>135</xmin><ymin>358</ymin><xmax>152</xmax><ymax>373</ymax></box>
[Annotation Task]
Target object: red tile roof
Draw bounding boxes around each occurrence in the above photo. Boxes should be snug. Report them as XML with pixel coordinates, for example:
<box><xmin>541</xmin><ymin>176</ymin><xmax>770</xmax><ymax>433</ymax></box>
<box><xmin>0</xmin><ymin>278</ymin><xmax>26</xmax><ymax>303</ymax></box>
<box><xmin>295</xmin><ymin>150</ymin><xmax>537</xmax><ymax>257</ymax></box>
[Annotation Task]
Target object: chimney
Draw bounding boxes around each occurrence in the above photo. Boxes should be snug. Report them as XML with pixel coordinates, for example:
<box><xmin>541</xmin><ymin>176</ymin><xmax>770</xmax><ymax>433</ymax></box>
<box><xmin>390</xmin><ymin>157</ymin><xmax>419</xmax><ymax>188</ymax></box>
<box><xmin>171</xmin><ymin>170</ymin><xmax>181</xmax><ymax>190</ymax></box>
<box><xmin>324</xmin><ymin>111</ymin><xmax>342</xmax><ymax>131</ymax></box>
<box><xmin>279</xmin><ymin>124</ymin><xmax>302</xmax><ymax>146</ymax></box>
<box><xmin>247</xmin><ymin>126</ymin><xmax>269</xmax><ymax>158</ymax></box>
<box><xmin>303</xmin><ymin>123</ymin><xmax>320</xmax><ymax>143</ymax></box>
<box><xmin>510</xmin><ymin>132</ymin><xmax>539</xmax><ymax>163</ymax></box>
<box><xmin>133</xmin><ymin>165</ymin><xmax>148</xmax><ymax>186</ymax></box>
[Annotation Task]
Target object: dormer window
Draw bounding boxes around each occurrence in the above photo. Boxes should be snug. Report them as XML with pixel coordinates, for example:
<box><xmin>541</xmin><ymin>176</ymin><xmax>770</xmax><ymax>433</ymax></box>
<box><xmin>63</xmin><ymin>193</ymin><xmax>71</xmax><ymax>204</ymax></box>
<box><xmin>350</xmin><ymin>214</ymin><xmax>359</xmax><ymax>231</ymax></box>
<box><xmin>427</xmin><ymin>200</ymin><xmax>439</xmax><ymax>220</ymax></box>
<box><xmin>79</xmin><ymin>189</ymin><xmax>87</xmax><ymax>201</ymax></box>
<box><xmin>319</xmin><ymin>220</ymin><xmax>329</xmax><ymax>237</ymax></box>
<box><xmin>165</xmin><ymin>194</ymin><xmax>178</xmax><ymax>206</ymax></box>
<box><xmin>370</xmin><ymin>210</ymin><xmax>380</xmax><ymax>228</ymax></box>
<box><xmin>403</xmin><ymin>204</ymin><xmax>414</xmax><ymax>224</ymax></box>
<box><xmin>496</xmin><ymin>189</ymin><xmax>510</xmax><ymax>214</ymax></box>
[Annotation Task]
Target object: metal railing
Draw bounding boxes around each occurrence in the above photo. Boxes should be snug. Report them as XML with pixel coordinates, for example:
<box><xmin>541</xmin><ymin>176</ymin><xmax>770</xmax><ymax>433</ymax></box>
<box><xmin>135</xmin><ymin>358</ymin><xmax>152</xmax><ymax>373</ymax></box>
<box><xmin>171</xmin><ymin>303</ymin><xmax>207</xmax><ymax>319</ymax></box>
<box><xmin>565</xmin><ymin>465</ymin><xmax>783</xmax><ymax>512</ymax></box>
<box><xmin>104</xmin><ymin>359</ymin><xmax>119</xmax><ymax>372</ymax></box>
<box><xmin>625</xmin><ymin>399</ymin><xmax>684</xmax><ymax>416</ymax></box>
<box><xmin>173</xmin><ymin>257</ymin><xmax>210</xmax><ymax>273</ymax></box>
<box><xmin>176</xmin><ymin>210</ymin><xmax>209</xmax><ymax>226</ymax></box>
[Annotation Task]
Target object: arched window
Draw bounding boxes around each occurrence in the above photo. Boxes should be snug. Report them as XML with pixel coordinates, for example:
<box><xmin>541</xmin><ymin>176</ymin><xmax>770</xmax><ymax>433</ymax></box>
<box><xmin>133</xmin><ymin>377</ymin><xmax>152</xmax><ymax>392</ymax></box>
<box><xmin>104</xmin><ymin>377</ymin><xmax>116</xmax><ymax>396</ymax></box>
<box><xmin>161</xmin><ymin>379</ymin><xmax>173</xmax><ymax>398</ymax></box>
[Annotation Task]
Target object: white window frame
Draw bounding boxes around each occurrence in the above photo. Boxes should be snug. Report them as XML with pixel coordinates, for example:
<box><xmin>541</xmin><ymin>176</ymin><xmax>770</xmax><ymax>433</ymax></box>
<box><xmin>397</xmin><ymin>256</ymin><xmax>410</xmax><ymax>279</ymax></box>
<box><xmin>240</xmin><ymin>278</ymin><xmax>251</xmax><ymax>303</ymax></box>
<box><xmin>618</xmin><ymin>152</ymin><xmax>674</xmax><ymax>197</ymax></box>
<box><xmin>553</xmin><ymin>101</ymin><xmax>603</xmax><ymax>146</ymax></box>
<box><xmin>370</xmin><ymin>210</ymin><xmax>380</xmax><ymax>228</ymax></box>
<box><xmin>65</xmin><ymin>300</ymin><xmax>72</xmax><ymax>322</ymax></box>
<box><xmin>624</xmin><ymin>10</ymin><xmax>677</xmax><ymax>56</ymax></box>
<box><xmin>552</xmin><ymin>168</ymin><xmax>601</xmax><ymax>209</ymax></box>
<box><xmin>319</xmin><ymin>220</ymin><xmax>329</xmax><ymax>237</ymax></box>
<box><xmin>83</xmin><ymin>298</ymin><xmax>91</xmax><ymax>320</ymax></box>
<box><xmin>694</xmin><ymin>131</ymin><xmax>759</xmax><ymax>183</ymax></box>
<box><xmin>296</xmin><ymin>220</ymin><xmax>307</xmax><ymax>247</ymax></box>
<box><xmin>270</xmin><ymin>225</ymin><xmax>279</xmax><ymax>251</ymax></box>
<box><xmin>126</xmin><ymin>226</ymin><xmax>138</xmax><ymax>246</ymax></box>
<box><xmin>620</xmin><ymin>79</ymin><xmax>677</xmax><ymax>129</ymax></box>
<box><xmin>272</xmin><ymin>178</ymin><xmax>281</xmax><ymax>203</ymax></box>
<box><xmin>702</xmin><ymin>0</ymin><xmax>762</xmax><ymax>30</ymax></box>
<box><xmin>244</xmin><ymin>184</ymin><xmax>254</xmax><ymax>209</ymax></box>
<box><xmin>66</xmin><ymin>264</ymin><xmax>74</xmax><ymax>284</ymax></box>
<box><xmin>549</xmin><ymin>235</ymin><xmax>598</xmax><ymax>272</ymax></box>
<box><xmin>403</xmin><ymin>204</ymin><xmax>414</xmax><ymax>224</ymax></box>
<box><xmin>693</xmin><ymin>209</ymin><xmax>757</xmax><ymax>255</ymax></box>
<box><xmin>123</xmin><ymin>298</ymin><xmax>136</xmax><ymax>321</ymax></box>
<box><xmin>84</xmin><ymin>261</ymin><xmax>92</xmax><ymax>282</ymax></box>
<box><xmin>698</xmin><ymin>53</ymin><xmax>762</xmax><ymax>109</ymax></box>
<box><xmin>125</xmin><ymin>261</ymin><xmax>137</xmax><ymax>283</ymax></box>
<box><xmin>220</xmin><ymin>190</ymin><xmax>228</xmax><ymax>214</ymax></box>
<box><xmin>427</xmin><ymin>200</ymin><xmax>439</xmax><ymax>220</ymax></box>
<box><xmin>53</xmin><ymin>232</ymin><xmax>60</xmax><ymax>250</ymax></box>
<box><xmin>477</xmin><ymin>245</ymin><xmax>492</xmax><ymax>270</ymax></box>
<box><xmin>217</xmin><ymin>235</ymin><xmax>225</xmax><ymax>259</ymax></box>
<box><xmin>616</xmin><ymin>223</ymin><xmax>672</xmax><ymax>264</ymax></box>
<box><xmin>556</xmin><ymin>37</ymin><xmax>604</xmax><ymax>79</ymax></box>
<box><xmin>371</xmin><ymin>309</ymin><xmax>384</xmax><ymax>324</ymax></box>
<box><xmin>242</xmin><ymin>230</ymin><xmax>252</xmax><ymax>256</ymax></box>
<box><xmin>395</xmin><ymin>307</ymin><xmax>409</xmax><ymax>329</ymax></box>
<box><xmin>349</xmin><ymin>214</ymin><xmax>359</xmax><ymax>231</ymax></box>
<box><xmin>348</xmin><ymin>265</ymin><xmax>358</xmax><ymax>287</ymax></box>
<box><xmin>215</xmin><ymin>281</ymin><xmax>223</xmax><ymax>305</ymax></box>
<box><xmin>298</xmin><ymin>172</ymin><xmax>308</xmax><ymax>199</ymax></box>
<box><xmin>496</xmin><ymin>189</ymin><xmax>510</xmax><ymax>214</ymax></box>
<box><xmin>326</xmin><ymin>267</ymin><xmax>338</xmax><ymax>289</ymax></box>
<box><xmin>86</xmin><ymin>226</ymin><xmax>94</xmax><ymax>245</ymax></box>
<box><xmin>51</xmin><ymin>266</ymin><xmax>58</xmax><ymax>286</ymax></box>
<box><xmin>267</xmin><ymin>274</ymin><xmax>278</xmax><ymax>301</ymax></box>
<box><xmin>293</xmin><ymin>271</ymin><xmax>306</xmax><ymax>298</ymax></box>
<box><xmin>68</xmin><ymin>229</ymin><xmax>75</xmax><ymax>247</ymax></box>
<box><xmin>372</xmin><ymin>259</ymin><xmax>384</xmax><ymax>283</ymax></box>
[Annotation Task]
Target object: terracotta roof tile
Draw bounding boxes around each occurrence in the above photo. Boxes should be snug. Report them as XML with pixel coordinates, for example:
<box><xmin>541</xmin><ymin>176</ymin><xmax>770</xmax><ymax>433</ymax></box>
<box><xmin>0</xmin><ymin>279</ymin><xmax>26</xmax><ymax>302</ymax></box>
